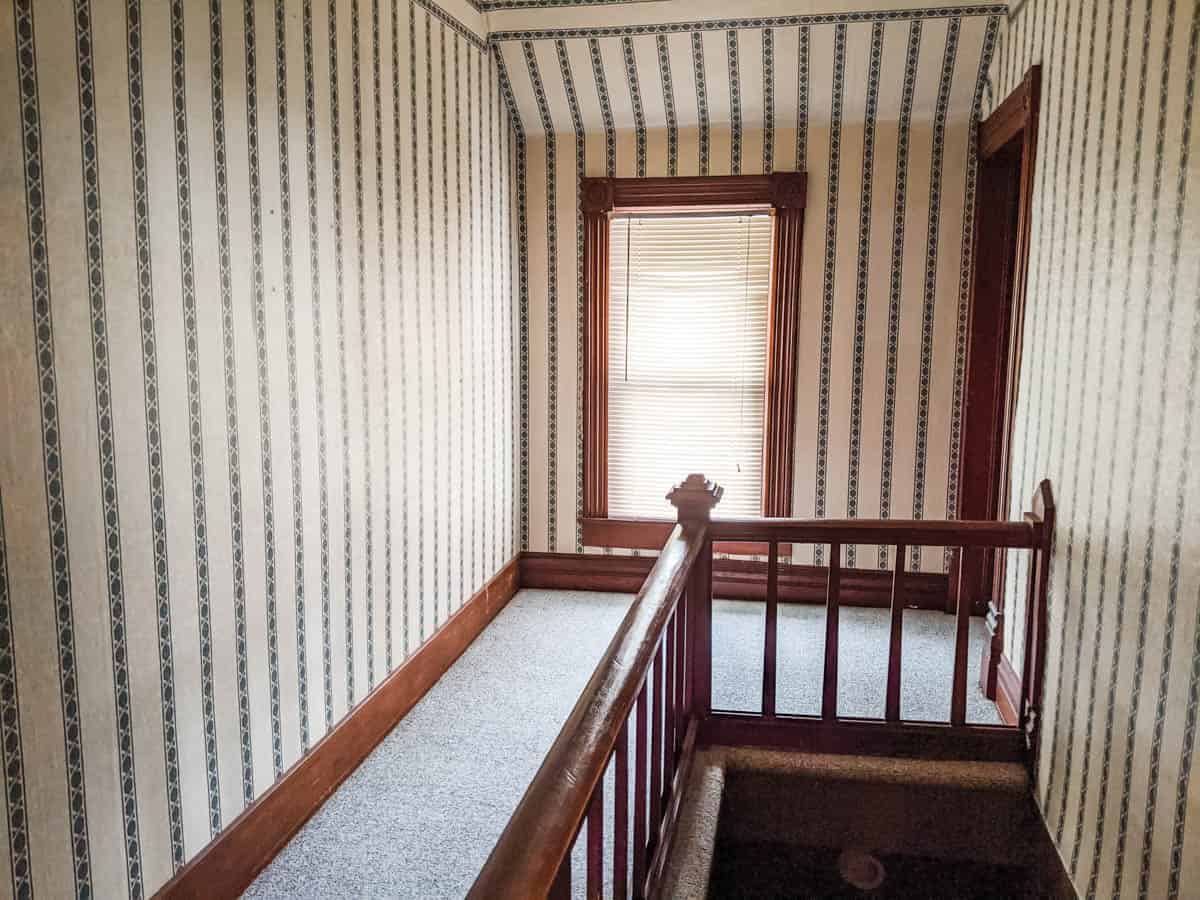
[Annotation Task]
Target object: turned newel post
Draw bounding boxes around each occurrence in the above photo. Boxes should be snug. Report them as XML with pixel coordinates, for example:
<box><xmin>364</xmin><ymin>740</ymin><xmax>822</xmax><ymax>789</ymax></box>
<box><xmin>667</xmin><ymin>473</ymin><xmax>723</xmax><ymax>528</ymax></box>
<box><xmin>668</xmin><ymin>474</ymin><xmax>722</xmax><ymax>719</ymax></box>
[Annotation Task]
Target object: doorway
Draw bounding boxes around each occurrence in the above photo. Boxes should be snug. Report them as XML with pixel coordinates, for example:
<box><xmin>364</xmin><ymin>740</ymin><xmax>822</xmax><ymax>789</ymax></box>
<box><xmin>956</xmin><ymin>67</ymin><xmax>1041</xmax><ymax>713</ymax></box>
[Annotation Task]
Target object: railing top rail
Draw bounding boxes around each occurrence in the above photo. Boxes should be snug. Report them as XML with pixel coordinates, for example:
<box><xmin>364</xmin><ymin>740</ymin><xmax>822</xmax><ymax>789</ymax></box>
<box><xmin>707</xmin><ymin>516</ymin><xmax>1038</xmax><ymax>548</ymax></box>
<box><xmin>468</xmin><ymin>476</ymin><xmax>721</xmax><ymax>900</ymax></box>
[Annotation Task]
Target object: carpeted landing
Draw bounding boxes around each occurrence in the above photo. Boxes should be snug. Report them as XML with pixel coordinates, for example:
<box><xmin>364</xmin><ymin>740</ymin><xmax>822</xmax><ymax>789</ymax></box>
<box><xmin>245</xmin><ymin>589</ymin><xmax>1000</xmax><ymax>899</ymax></box>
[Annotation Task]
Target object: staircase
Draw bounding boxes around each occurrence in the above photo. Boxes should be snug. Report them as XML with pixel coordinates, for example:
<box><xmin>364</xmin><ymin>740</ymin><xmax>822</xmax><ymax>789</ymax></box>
<box><xmin>664</xmin><ymin>749</ymin><xmax>1060</xmax><ymax>898</ymax></box>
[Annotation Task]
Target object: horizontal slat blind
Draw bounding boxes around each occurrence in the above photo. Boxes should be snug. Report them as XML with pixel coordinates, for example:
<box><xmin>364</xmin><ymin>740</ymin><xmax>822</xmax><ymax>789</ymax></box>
<box><xmin>608</xmin><ymin>213</ymin><xmax>773</xmax><ymax>518</ymax></box>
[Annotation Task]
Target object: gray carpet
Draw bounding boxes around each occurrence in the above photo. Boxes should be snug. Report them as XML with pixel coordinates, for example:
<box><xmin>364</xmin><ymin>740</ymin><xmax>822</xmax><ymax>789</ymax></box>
<box><xmin>711</xmin><ymin>601</ymin><xmax>1000</xmax><ymax>724</ymax></box>
<box><xmin>245</xmin><ymin>590</ymin><xmax>1000</xmax><ymax>899</ymax></box>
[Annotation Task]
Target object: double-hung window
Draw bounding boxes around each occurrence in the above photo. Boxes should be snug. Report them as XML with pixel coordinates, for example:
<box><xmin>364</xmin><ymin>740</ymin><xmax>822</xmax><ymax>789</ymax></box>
<box><xmin>581</xmin><ymin>174</ymin><xmax>807</xmax><ymax>547</ymax></box>
<box><xmin>607</xmin><ymin>213</ymin><xmax>773</xmax><ymax>518</ymax></box>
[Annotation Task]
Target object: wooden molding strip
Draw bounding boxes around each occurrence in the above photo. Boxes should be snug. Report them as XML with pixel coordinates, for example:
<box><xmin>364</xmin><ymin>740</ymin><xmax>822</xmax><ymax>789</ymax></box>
<box><xmin>762</xmin><ymin>203</ymin><xmax>804</xmax><ymax>516</ymax></box>
<box><xmin>156</xmin><ymin>556</ymin><xmax>520</xmax><ymax>899</ymax></box>
<box><xmin>995</xmin><ymin>651</ymin><xmax>1020</xmax><ymax>727</ymax></box>
<box><xmin>581</xmin><ymin>173</ymin><xmax>805</xmax><ymax>213</ymax></box>
<box><xmin>521</xmin><ymin>551</ymin><xmax>949</xmax><ymax>610</ymax></box>
<box><xmin>979</xmin><ymin>65</ymin><xmax>1041</xmax><ymax>158</ymax></box>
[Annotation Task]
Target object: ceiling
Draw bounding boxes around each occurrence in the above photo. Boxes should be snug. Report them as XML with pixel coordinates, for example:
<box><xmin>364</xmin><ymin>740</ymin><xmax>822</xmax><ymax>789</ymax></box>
<box><xmin>486</xmin><ymin>2</ymin><xmax>1005</xmax><ymax>139</ymax></box>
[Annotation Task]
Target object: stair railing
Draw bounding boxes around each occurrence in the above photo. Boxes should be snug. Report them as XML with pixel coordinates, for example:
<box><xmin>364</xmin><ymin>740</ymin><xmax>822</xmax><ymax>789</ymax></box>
<box><xmin>696</xmin><ymin>479</ymin><xmax>1054</xmax><ymax>759</ymax></box>
<box><xmin>470</xmin><ymin>476</ymin><xmax>1054</xmax><ymax>899</ymax></box>
<box><xmin>468</xmin><ymin>475</ymin><xmax>722</xmax><ymax>900</ymax></box>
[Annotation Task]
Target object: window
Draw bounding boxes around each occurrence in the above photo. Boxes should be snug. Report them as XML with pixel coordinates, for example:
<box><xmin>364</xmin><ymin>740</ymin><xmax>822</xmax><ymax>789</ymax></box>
<box><xmin>608</xmin><ymin>214</ymin><xmax>774</xmax><ymax>518</ymax></box>
<box><xmin>581</xmin><ymin>174</ymin><xmax>806</xmax><ymax>547</ymax></box>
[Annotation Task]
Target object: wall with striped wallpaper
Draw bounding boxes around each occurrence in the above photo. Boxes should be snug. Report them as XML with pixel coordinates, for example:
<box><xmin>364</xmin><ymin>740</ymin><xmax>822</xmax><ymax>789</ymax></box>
<box><xmin>493</xmin><ymin>4</ymin><xmax>1004</xmax><ymax>573</ymax></box>
<box><xmin>0</xmin><ymin>0</ymin><xmax>517</xmax><ymax>896</ymax></box>
<box><xmin>987</xmin><ymin>0</ymin><xmax>1200</xmax><ymax>897</ymax></box>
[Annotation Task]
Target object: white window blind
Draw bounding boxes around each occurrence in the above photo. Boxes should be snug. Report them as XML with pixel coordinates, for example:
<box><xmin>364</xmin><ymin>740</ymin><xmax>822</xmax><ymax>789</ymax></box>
<box><xmin>608</xmin><ymin>213</ymin><xmax>774</xmax><ymax>518</ymax></box>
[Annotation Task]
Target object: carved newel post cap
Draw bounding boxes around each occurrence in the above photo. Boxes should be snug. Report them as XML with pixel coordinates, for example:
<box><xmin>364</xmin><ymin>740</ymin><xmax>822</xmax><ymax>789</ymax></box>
<box><xmin>666</xmin><ymin>474</ymin><xmax>724</xmax><ymax>524</ymax></box>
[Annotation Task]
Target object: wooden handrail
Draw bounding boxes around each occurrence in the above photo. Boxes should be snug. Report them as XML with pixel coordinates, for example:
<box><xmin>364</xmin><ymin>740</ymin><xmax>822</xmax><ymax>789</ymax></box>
<box><xmin>708</xmin><ymin>516</ymin><xmax>1037</xmax><ymax>548</ymax></box>
<box><xmin>469</xmin><ymin>476</ymin><xmax>721</xmax><ymax>900</ymax></box>
<box><xmin>470</xmin><ymin>475</ymin><xmax>1053</xmax><ymax>898</ymax></box>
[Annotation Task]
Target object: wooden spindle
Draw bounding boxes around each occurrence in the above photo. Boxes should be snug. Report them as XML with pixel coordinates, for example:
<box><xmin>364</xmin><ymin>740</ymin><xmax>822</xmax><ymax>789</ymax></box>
<box><xmin>885</xmin><ymin>543</ymin><xmax>906</xmax><ymax>722</ymax></box>
<box><xmin>687</xmin><ymin>540</ymin><xmax>713</xmax><ymax>717</ymax></box>
<box><xmin>633</xmin><ymin>683</ymin><xmax>648</xmax><ymax>895</ymax></box>
<box><xmin>664</xmin><ymin>614</ymin><xmax>676</xmax><ymax>787</ymax></box>
<box><xmin>950</xmin><ymin>549</ymin><xmax>971</xmax><ymax>725</ymax></box>
<box><xmin>1020</xmin><ymin>544</ymin><xmax>1041</xmax><ymax>732</ymax></box>
<box><xmin>1024</xmin><ymin>481</ymin><xmax>1055</xmax><ymax>746</ymax></box>
<box><xmin>549</xmin><ymin>853</ymin><xmax>571</xmax><ymax>900</ymax></box>
<box><xmin>649</xmin><ymin>650</ymin><xmax>664</xmax><ymax>847</ymax></box>
<box><xmin>674</xmin><ymin>605</ymin><xmax>685</xmax><ymax>752</ymax></box>
<box><xmin>614</xmin><ymin>723</ymin><xmax>629</xmax><ymax>900</ymax></box>
<box><xmin>822</xmin><ymin>542</ymin><xmax>841</xmax><ymax>720</ymax></box>
<box><xmin>586</xmin><ymin>774</ymin><xmax>604</xmax><ymax>900</ymax></box>
<box><xmin>763</xmin><ymin>541</ymin><xmax>779</xmax><ymax>717</ymax></box>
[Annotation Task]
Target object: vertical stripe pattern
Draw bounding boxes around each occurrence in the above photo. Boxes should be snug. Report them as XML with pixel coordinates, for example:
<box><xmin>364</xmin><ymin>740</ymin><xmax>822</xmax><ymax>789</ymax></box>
<box><xmin>12</xmin><ymin>0</ymin><xmax>94</xmax><ymax>887</ymax></box>
<box><xmin>0</xmin><ymin>0</ymin><xmax>516</xmax><ymax>893</ymax></box>
<box><xmin>983</xmin><ymin>0</ymin><xmax>1200</xmax><ymax>896</ymax></box>
<box><xmin>0</xmin><ymin>497</ymin><xmax>31</xmax><ymax>897</ymax></box>
<box><xmin>72</xmin><ymin>0</ymin><xmax>144</xmax><ymax>889</ymax></box>
<box><xmin>499</xmin><ymin>11</ymin><xmax>1005</xmax><ymax>577</ymax></box>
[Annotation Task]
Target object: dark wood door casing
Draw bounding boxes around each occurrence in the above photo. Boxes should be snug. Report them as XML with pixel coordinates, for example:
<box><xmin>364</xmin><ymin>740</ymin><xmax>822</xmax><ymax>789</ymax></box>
<box><xmin>959</xmin><ymin>66</ymin><xmax>1041</xmax><ymax>692</ymax></box>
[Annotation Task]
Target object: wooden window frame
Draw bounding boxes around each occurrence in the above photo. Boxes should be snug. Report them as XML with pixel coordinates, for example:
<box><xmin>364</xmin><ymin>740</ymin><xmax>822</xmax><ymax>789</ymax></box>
<box><xmin>580</xmin><ymin>173</ymin><xmax>807</xmax><ymax>550</ymax></box>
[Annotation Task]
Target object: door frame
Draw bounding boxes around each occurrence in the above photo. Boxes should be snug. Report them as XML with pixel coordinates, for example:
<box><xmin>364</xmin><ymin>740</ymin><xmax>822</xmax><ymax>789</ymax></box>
<box><xmin>957</xmin><ymin>66</ymin><xmax>1041</xmax><ymax>707</ymax></box>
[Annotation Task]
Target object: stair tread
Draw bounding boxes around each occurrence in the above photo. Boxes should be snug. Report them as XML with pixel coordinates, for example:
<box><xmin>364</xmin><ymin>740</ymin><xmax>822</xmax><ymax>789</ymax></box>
<box><xmin>720</xmin><ymin>747</ymin><xmax>1031</xmax><ymax>794</ymax></box>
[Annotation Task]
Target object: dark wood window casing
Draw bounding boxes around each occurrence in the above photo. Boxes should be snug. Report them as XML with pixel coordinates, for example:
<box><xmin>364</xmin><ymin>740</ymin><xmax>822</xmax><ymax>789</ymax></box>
<box><xmin>581</xmin><ymin>174</ymin><xmax>807</xmax><ymax>548</ymax></box>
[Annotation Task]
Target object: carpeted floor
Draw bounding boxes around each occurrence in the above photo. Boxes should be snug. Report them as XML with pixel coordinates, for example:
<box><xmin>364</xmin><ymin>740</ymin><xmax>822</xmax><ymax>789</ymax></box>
<box><xmin>245</xmin><ymin>589</ymin><xmax>1000</xmax><ymax>899</ymax></box>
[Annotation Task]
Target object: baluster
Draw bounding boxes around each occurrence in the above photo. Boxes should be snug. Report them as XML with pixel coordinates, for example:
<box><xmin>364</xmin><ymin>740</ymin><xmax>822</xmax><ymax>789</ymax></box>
<box><xmin>587</xmin><ymin>774</ymin><xmax>604</xmax><ymax>900</ymax></box>
<box><xmin>615</xmin><ymin>722</ymin><xmax>629</xmax><ymax>900</ymax></box>
<box><xmin>649</xmin><ymin>648</ymin><xmax>664</xmax><ymax>850</ymax></box>
<box><xmin>763</xmin><ymin>541</ymin><xmax>779</xmax><ymax>717</ymax></box>
<box><xmin>664</xmin><ymin>612</ymin><xmax>676</xmax><ymax>788</ymax></box>
<box><xmin>1020</xmin><ymin>544</ymin><xmax>1042</xmax><ymax>731</ymax></box>
<box><xmin>822</xmin><ymin>542</ymin><xmax>841</xmax><ymax>720</ymax></box>
<box><xmin>549</xmin><ymin>853</ymin><xmax>571</xmax><ymax>900</ymax></box>
<box><xmin>951</xmin><ymin>548</ymin><xmax>971</xmax><ymax>725</ymax></box>
<box><xmin>633</xmin><ymin>683</ymin><xmax>648</xmax><ymax>896</ymax></box>
<box><xmin>885</xmin><ymin>543</ymin><xmax>906</xmax><ymax>722</ymax></box>
<box><xmin>674</xmin><ymin>600</ymin><xmax>686</xmax><ymax>747</ymax></box>
<box><xmin>687</xmin><ymin>540</ymin><xmax>713</xmax><ymax>717</ymax></box>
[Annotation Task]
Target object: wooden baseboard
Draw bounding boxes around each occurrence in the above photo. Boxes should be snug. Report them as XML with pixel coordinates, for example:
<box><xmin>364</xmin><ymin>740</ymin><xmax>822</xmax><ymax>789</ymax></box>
<box><xmin>156</xmin><ymin>556</ymin><xmax>520</xmax><ymax>899</ymax></box>
<box><xmin>521</xmin><ymin>551</ymin><xmax>949</xmax><ymax>610</ymax></box>
<box><xmin>996</xmin><ymin>653</ymin><xmax>1020</xmax><ymax>727</ymax></box>
<box><xmin>1037</xmin><ymin>816</ymin><xmax>1080</xmax><ymax>899</ymax></box>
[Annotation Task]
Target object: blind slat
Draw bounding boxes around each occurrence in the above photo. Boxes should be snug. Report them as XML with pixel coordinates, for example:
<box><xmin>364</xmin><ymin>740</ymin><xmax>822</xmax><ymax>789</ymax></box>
<box><xmin>608</xmin><ymin>214</ymin><xmax>773</xmax><ymax>518</ymax></box>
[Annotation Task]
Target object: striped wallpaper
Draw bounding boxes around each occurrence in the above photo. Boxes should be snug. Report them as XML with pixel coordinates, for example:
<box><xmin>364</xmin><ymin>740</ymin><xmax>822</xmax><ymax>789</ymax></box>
<box><xmin>494</xmin><ymin>5</ymin><xmax>1004</xmax><ymax>573</ymax></box>
<box><xmin>0</xmin><ymin>0</ymin><xmax>517</xmax><ymax>896</ymax></box>
<box><xmin>989</xmin><ymin>0</ymin><xmax>1200</xmax><ymax>898</ymax></box>
<box><xmin>3</xmin><ymin>0</ymin><xmax>1197</xmax><ymax>898</ymax></box>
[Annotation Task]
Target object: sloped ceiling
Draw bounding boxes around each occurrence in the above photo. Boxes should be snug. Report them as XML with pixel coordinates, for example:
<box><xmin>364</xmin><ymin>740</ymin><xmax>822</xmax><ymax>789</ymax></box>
<box><xmin>489</xmin><ymin>1</ymin><xmax>1004</xmax><ymax>139</ymax></box>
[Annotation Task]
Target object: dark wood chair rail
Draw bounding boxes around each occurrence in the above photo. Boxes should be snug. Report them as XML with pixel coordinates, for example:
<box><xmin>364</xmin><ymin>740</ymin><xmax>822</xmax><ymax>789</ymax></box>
<box><xmin>467</xmin><ymin>522</ymin><xmax>708</xmax><ymax>899</ymax></box>
<box><xmin>707</xmin><ymin>516</ymin><xmax>1038</xmax><ymax>548</ymax></box>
